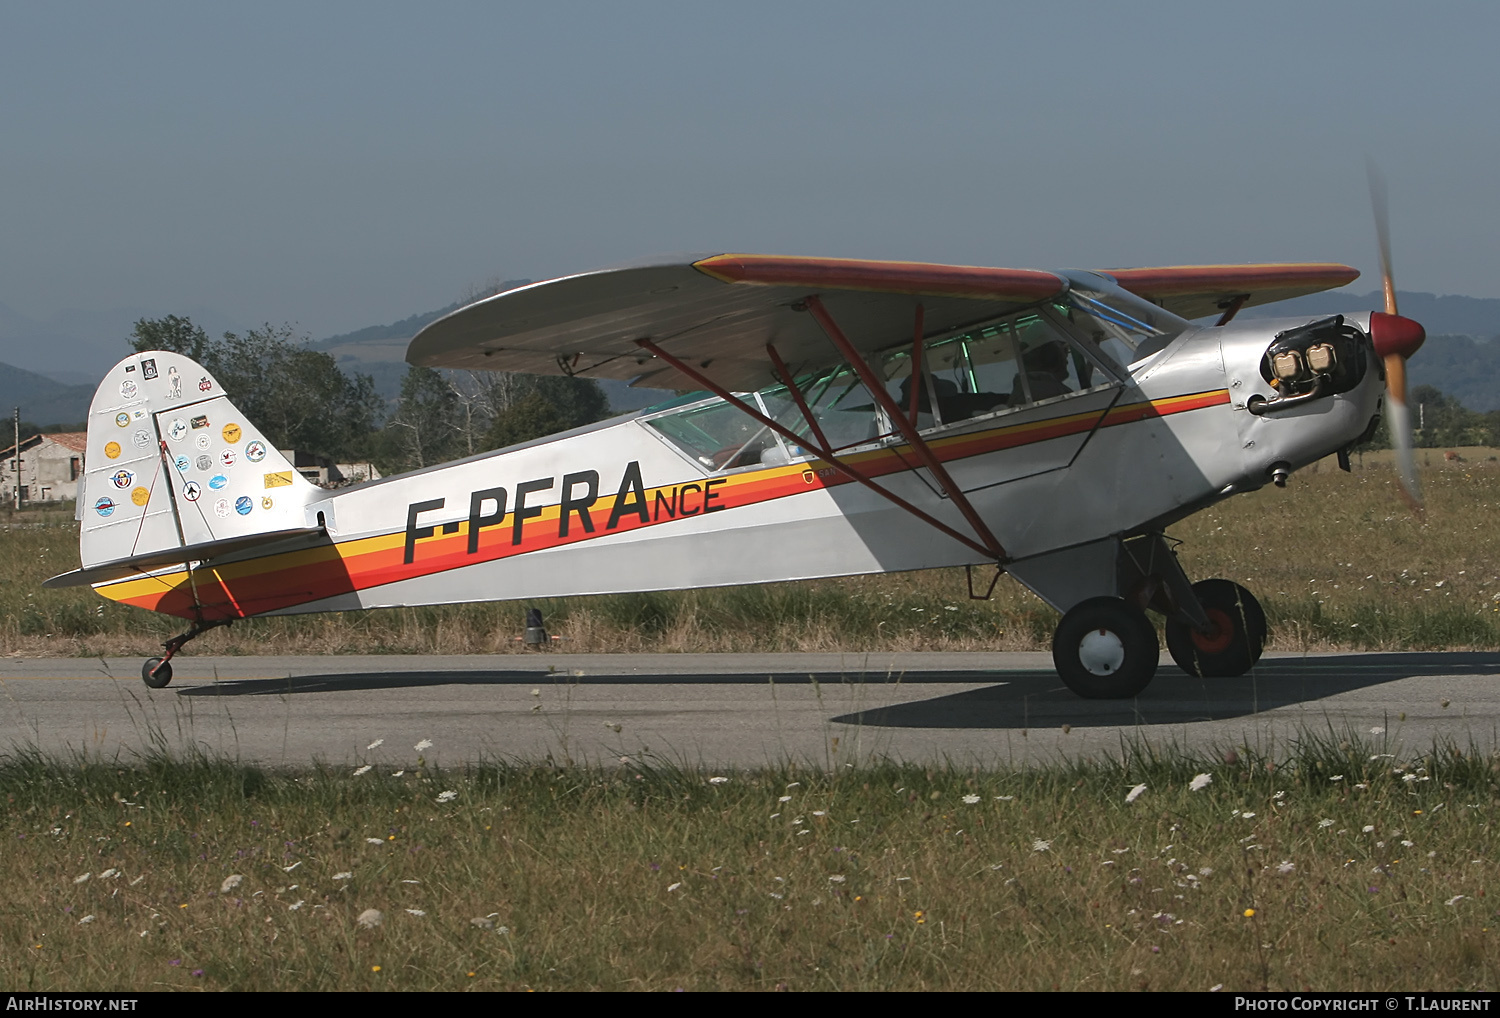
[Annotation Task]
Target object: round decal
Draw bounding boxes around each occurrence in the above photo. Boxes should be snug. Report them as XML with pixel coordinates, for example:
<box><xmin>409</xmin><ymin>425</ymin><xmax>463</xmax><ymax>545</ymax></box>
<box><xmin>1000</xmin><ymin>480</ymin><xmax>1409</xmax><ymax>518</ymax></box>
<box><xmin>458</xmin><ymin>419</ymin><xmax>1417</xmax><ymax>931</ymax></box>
<box><xmin>132</xmin><ymin>430</ymin><xmax>151</xmax><ymax>448</ymax></box>
<box><xmin>130</xmin><ymin>487</ymin><xmax>150</xmax><ymax>507</ymax></box>
<box><xmin>195</xmin><ymin>434</ymin><xmax>212</xmax><ymax>451</ymax></box>
<box><xmin>174</xmin><ymin>455</ymin><xmax>190</xmax><ymax>473</ymax></box>
<box><xmin>213</xmin><ymin>498</ymin><xmax>231</xmax><ymax>518</ymax></box>
<box><xmin>119</xmin><ymin>379</ymin><xmax>138</xmax><ymax>399</ymax></box>
<box><xmin>104</xmin><ymin>441</ymin><xmax>122</xmax><ymax>459</ymax></box>
<box><xmin>261</xmin><ymin>496</ymin><xmax>274</xmax><ymax>510</ymax></box>
<box><xmin>183</xmin><ymin>481</ymin><xmax>202</xmax><ymax>502</ymax></box>
<box><xmin>235</xmin><ymin>496</ymin><xmax>253</xmax><ymax>516</ymax></box>
<box><xmin>208</xmin><ymin>474</ymin><xmax>228</xmax><ymax>490</ymax></box>
<box><xmin>110</xmin><ymin>469</ymin><xmax>134</xmax><ymax>489</ymax></box>
<box><xmin>222</xmin><ymin>423</ymin><xmax>242</xmax><ymax>444</ymax></box>
<box><xmin>220</xmin><ymin>449</ymin><xmax>237</xmax><ymax>467</ymax></box>
<box><xmin>195</xmin><ymin>454</ymin><xmax>213</xmax><ymax>471</ymax></box>
<box><xmin>167</xmin><ymin>419</ymin><xmax>187</xmax><ymax>442</ymax></box>
<box><xmin>94</xmin><ymin>497</ymin><xmax>118</xmax><ymax>517</ymax></box>
<box><xmin>245</xmin><ymin>440</ymin><xmax>267</xmax><ymax>463</ymax></box>
<box><xmin>114</xmin><ymin>412</ymin><xmax>130</xmax><ymax>428</ymax></box>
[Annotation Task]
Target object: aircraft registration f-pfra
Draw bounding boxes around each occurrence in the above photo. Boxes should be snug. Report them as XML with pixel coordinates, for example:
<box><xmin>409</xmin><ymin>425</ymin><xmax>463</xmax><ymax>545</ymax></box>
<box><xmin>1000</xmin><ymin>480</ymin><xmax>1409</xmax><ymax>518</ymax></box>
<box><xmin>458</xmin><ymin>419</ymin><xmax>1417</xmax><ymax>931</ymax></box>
<box><xmin>49</xmin><ymin>251</ymin><xmax>1428</xmax><ymax>698</ymax></box>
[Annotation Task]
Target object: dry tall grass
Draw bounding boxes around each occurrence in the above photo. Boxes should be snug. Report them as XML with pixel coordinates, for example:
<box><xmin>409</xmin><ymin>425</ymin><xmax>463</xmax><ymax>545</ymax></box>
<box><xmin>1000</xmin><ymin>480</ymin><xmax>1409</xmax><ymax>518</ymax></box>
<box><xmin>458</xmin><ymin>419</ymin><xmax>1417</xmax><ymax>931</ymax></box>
<box><xmin>2</xmin><ymin>736</ymin><xmax>1495</xmax><ymax>991</ymax></box>
<box><xmin>4</xmin><ymin>452</ymin><xmax>1497</xmax><ymax>657</ymax></box>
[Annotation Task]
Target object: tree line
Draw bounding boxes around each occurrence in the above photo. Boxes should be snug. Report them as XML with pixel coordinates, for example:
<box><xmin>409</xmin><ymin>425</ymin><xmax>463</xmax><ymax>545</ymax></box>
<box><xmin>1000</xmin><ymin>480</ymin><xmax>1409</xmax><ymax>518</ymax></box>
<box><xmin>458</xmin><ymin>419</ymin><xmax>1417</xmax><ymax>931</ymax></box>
<box><xmin>126</xmin><ymin>315</ymin><xmax>609</xmax><ymax>477</ymax></box>
<box><xmin>1355</xmin><ymin>384</ymin><xmax>1500</xmax><ymax>451</ymax></box>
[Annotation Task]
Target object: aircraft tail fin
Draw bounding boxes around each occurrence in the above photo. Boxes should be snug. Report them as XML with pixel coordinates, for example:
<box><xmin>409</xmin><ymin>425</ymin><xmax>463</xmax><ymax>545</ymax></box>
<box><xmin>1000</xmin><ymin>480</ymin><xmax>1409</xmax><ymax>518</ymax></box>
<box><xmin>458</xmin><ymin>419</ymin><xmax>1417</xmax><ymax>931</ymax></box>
<box><xmin>78</xmin><ymin>351</ymin><xmax>324</xmax><ymax>572</ymax></box>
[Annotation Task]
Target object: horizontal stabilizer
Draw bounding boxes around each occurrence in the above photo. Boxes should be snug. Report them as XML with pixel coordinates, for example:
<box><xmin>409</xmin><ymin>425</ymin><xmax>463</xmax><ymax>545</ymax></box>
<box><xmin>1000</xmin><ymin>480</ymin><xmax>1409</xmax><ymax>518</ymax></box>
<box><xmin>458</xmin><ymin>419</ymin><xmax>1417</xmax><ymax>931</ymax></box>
<box><xmin>44</xmin><ymin>527</ymin><xmax>326</xmax><ymax>589</ymax></box>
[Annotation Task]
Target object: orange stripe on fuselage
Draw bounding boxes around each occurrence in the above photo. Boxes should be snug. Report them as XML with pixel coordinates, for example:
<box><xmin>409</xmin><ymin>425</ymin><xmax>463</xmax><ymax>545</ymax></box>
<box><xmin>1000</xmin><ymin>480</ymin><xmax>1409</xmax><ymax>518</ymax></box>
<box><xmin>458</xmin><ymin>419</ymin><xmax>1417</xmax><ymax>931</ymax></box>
<box><xmin>96</xmin><ymin>389</ymin><xmax>1229</xmax><ymax>619</ymax></box>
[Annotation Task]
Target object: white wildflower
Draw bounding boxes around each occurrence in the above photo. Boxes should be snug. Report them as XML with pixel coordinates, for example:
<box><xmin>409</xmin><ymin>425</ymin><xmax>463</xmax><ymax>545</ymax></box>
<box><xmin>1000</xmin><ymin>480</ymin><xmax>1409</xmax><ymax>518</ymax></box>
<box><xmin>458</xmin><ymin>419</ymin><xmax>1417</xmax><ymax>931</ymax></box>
<box><xmin>220</xmin><ymin>874</ymin><xmax>244</xmax><ymax>893</ymax></box>
<box><xmin>995</xmin><ymin>795</ymin><xmax>1015</xmax><ymax>801</ymax></box>
<box><xmin>1189</xmin><ymin>773</ymin><xmax>1212</xmax><ymax>792</ymax></box>
<box><xmin>1125</xmin><ymin>784</ymin><xmax>1147</xmax><ymax>804</ymax></box>
<box><xmin>708</xmin><ymin>776</ymin><xmax>729</xmax><ymax>785</ymax></box>
<box><xmin>1401</xmin><ymin>840</ymin><xmax>1414</xmax><ymax>848</ymax></box>
<box><xmin>962</xmin><ymin>793</ymin><xmax>981</xmax><ymax>804</ymax></box>
<box><xmin>356</xmin><ymin>908</ymin><xmax>383</xmax><ymax>929</ymax></box>
<box><xmin>828</xmin><ymin>874</ymin><xmax>846</xmax><ymax>883</ymax></box>
<box><xmin>366</xmin><ymin>838</ymin><xmax>385</xmax><ymax>845</ymax></box>
<box><xmin>401</xmin><ymin>879</ymin><xmax>421</xmax><ymax>884</ymax></box>
<box><xmin>352</xmin><ymin>765</ymin><xmax>372</xmax><ymax>776</ymax></box>
<box><xmin>73</xmin><ymin>873</ymin><xmax>90</xmax><ymax>885</ymax></box>
<box><xmin>1446</xmin><ymin>895</ymin><xmax>1465</xmax><ymax>906</ymax></box>
<box><xmin>283</xmin><ymin>861</ymin><xmax>301</xmax><ymax>872</ymax></box>
<box><xmin>778</xmin><ymin>795</ymin><xmax>792</xmax><ymax>803</ymax></box>
<box><xmin>1370</xmin><ymin>726</ymin><xmax>1385</xmax><ymax>735</ymax></box>
<box><xmin>288</xmin><ymin>900</ymin><xmax>305</xmax><ymax>911</ymax></box>
<box><xmin>1362</xmin><ymin>825</ymin><xmax>1375</xmax><ymax>833</ymax></box>
<box><xmin>436</xmin><ymin>790</ymin><xmax>458</xmax><ymax>803</ymax></box>
<box><xmin>1330</xmin><ymin>775</ymin><xmax>1344</xmax><ymax>782</ymax></box>
<box><xmin>1242</xmin><ymin>812</ymin><xmax>1256</xmax><ymax>819</ymax></box>
<box><xmin>366</xmin><ymin>739</ymin><xmax>384</xmax><ymax>750</ymax></box>
<box><xmin>785</xmin><ymin>782</ymin><xmax>801</xmax><ymax>789</ymax></box>
<box><xmin>667</xmin><ymin>882</ymin><xmax>682</xmax><ymax>892</ymax></box>
<box><xmin>1199</xmin><ymin>867</ymin><xmax>1214</xmax><ymax>877</ymax></box>
<box><xmin>333</xmin><ymin>872</ymin><xmax>353</xmax><ymax>881</ymax></box>
<box><xmin>1211</xmin><ymin>984</ymin><xmax>1224</xmax><ymax>992</ymax></box>
<box><xmin>470</xmin><ymin>917</ymin><xmax>495</xmax><ymax>930</ymax></box>
<box><xmin>413</xmin><ymin>739</ymin><xmax>433</xmax><ymax>752</ymax></box>
<box><xmin>98</xmin><ymin>869</ymin><xmax>119</xmax><ymax>880</ymax></box>
<box><xmin>77</xmin><ymin>915</ymin><xmax>95</xmax><ymax>925</ymax></box>
<box><xmin>391</xmin><ymin>770</ymin><xmax>404</xmax><ymax>778</ymax></box>
<box><xmin>497</xmin><ymin>926</ymin><xmax>510</xmax><ymax>935</ymax></box>
<box><xmin>405</xmin><ymin>908</ymin><xmax>426</xmax><ymax>917</ymax></box>
<box><xmin>1032</xmin><ymin>839</ymin><xmax>1052</xmax><ymax>852</ymax></box>
<box><xmin>1276</xmin><ymin>861</ymin><xmax>1295</xmax><ymax>875</ymax></box>
<box><xmin>1318</xmin><ymin>818</ymin><xmax>1334</xmax><ymax>828</ymax></box>
<box><xmin>812</xmin><ymin>811</ymin><xmax>827</xmax><ymax>817</ymax></box>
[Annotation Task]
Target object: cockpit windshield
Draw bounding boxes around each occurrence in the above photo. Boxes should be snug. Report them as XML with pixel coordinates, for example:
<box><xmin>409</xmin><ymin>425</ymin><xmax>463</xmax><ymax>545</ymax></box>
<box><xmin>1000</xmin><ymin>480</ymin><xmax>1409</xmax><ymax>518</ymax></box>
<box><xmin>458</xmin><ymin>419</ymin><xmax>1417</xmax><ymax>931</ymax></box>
<box><xmin>1057</xmin><ymin>271</ymin><xmax>1191</xmax><ymax>366</ymax></box>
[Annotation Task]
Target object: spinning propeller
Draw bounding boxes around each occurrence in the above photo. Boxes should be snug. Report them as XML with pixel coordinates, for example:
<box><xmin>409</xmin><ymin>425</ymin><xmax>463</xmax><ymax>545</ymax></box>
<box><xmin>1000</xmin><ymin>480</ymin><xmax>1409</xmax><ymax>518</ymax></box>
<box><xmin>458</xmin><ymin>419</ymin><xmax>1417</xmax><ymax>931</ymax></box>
<box><xmin>1365</xmin><ymin>161</ymin><xmax>1426</xmax><ymax>511</ymax></box>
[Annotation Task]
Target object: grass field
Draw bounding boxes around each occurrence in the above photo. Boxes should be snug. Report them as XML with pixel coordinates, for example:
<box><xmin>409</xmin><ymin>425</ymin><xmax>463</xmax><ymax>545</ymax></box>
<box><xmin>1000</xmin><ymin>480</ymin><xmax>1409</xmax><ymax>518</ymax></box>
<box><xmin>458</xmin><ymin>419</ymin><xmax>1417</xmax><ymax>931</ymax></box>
<box><xmin>2</xmin><ymin>736</ymin><xmax>1495</xmax><ymax>992</ymax></box>
<box><xmin>3</xmin><ymin>452</ymin><xmax>1498</xmax><ymax>659</ymax></box>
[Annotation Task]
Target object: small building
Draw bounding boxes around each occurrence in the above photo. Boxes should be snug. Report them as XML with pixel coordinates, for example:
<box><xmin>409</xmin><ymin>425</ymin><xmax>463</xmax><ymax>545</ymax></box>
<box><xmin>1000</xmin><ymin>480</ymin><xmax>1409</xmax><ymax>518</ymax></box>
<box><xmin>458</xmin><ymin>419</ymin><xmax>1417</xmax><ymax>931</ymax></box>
<box><xmin>0</xmin><ymin>432</ymin><xmax>87</xmax><ymax>504</ymax></box>
<box><xmin>280</xmin><ymin>450</ymin><xmax>383</xmax><ymax>488</ymax></box>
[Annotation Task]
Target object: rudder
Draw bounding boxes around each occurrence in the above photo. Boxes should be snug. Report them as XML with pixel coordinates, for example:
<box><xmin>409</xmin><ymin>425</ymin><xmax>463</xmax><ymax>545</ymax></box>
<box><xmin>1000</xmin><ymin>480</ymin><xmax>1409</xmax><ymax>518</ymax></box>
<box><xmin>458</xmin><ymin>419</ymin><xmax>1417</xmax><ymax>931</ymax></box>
<box><xmin>80</xmin><ymin>351</ymin><xmax>322</xmax><ymax>570</ymax></box>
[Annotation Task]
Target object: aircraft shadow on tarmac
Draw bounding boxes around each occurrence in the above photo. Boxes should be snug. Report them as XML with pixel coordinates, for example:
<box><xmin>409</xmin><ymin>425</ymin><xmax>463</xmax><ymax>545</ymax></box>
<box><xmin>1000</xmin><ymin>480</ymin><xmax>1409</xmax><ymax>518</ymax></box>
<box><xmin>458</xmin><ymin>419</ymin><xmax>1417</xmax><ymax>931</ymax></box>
<box><xmin>831</xmin><ymin>651</ymin><xmax>1500</xmax><ymax>729</ymax></box>
<box><xmin>172</xmin><ymin>651</ymin><xmax>1500</xmax><ymax>729</ymax></box>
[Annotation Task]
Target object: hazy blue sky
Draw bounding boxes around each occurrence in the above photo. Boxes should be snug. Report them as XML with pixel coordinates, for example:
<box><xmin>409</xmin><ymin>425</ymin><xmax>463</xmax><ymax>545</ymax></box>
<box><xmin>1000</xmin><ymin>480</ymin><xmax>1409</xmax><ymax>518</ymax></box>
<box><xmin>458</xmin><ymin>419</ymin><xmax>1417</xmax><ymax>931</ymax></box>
<box><xmin>2</xmin><ymin>1</ymin><xmax>1496</xmax><ymax>365</ymax></box>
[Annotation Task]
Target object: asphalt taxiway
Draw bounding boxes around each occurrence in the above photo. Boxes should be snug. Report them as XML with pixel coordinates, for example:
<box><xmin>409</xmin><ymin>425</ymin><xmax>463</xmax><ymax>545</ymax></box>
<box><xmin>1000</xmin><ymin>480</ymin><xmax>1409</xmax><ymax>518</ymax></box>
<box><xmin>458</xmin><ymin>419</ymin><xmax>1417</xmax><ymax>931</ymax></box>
<box><xmin>1</xmin><ymin>651</ymin><xmax>1496</xmax><ymax>768</ymax></box>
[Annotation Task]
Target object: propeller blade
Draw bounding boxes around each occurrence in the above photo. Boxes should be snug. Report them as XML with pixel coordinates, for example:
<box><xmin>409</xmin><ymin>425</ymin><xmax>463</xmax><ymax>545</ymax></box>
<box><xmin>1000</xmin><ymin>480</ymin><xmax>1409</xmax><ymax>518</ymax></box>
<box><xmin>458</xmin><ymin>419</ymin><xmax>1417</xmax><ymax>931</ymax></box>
<box><xmin>1383</xmin><ymin>352</ymin><xmax>1423</xmax><ymax>512</ymax></box>
<box><xmin>1366</xmin><ymin>158</ymin><xmax>1398</xmax><ymax>317</ymax></box>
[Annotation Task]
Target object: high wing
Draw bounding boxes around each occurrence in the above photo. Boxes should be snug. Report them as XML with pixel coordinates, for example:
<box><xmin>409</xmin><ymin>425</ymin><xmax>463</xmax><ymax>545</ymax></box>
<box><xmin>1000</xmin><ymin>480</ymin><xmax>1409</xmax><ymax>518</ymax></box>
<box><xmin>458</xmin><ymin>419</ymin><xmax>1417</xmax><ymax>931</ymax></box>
<box><xmin>1101</xmin><ymin>263</ymin><xmax>1360</xmax><ymax>321</ymax></box>
<box><xmin>406</xmin><ymin>254</ymin><xmax>1359</xmax><ymax>389</ymax></box>
<box><xmin>407</xmin><ymin>254</ymin><xmax>1066</xmax><ymax>391</ymax></box>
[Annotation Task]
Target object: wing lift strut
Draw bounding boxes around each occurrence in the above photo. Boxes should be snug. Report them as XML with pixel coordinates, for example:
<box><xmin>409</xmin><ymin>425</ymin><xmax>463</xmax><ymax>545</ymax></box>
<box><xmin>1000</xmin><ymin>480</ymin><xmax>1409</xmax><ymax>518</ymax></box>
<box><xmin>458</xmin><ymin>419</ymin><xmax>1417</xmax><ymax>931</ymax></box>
<box><xmin>636</xmin><ymin>296</ymin><xmax>1008</xmax><ymax>565</ymax></box>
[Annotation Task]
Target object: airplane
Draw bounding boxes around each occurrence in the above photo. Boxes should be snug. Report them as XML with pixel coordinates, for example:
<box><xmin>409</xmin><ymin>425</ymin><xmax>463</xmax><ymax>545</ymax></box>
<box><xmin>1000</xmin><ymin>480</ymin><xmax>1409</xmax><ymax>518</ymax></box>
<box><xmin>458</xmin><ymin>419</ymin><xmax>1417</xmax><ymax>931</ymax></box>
<box><xmin>46</xmin><ymin>227</ymin><xmax>1427</xmax><ymax>700</ymax></box>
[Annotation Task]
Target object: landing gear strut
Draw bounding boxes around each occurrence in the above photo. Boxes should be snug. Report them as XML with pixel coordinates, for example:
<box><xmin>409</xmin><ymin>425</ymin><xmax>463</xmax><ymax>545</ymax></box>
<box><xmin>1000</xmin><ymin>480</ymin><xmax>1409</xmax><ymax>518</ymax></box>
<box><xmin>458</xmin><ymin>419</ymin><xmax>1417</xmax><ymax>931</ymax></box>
<box><xmin>141</xmin><ymin>617</ymin><xmax>233</xmax><ymax>689</ymax></box>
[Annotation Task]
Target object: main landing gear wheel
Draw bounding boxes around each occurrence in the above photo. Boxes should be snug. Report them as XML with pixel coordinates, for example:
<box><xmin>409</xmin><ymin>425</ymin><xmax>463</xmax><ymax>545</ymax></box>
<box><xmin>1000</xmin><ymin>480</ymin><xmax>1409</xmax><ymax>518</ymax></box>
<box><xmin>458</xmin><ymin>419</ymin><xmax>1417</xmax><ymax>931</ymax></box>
<box><xmin>142</xmin><ymin>658</ymin><xmax>173</xmax><ymax>689</ymax></box>
<box><xmin>1165</xmin><ymin>578</ymin><xmax>1267</xmax><ymax>678</ymax></box>
<box><xmin>1051</xmin><ymin>596</ymin><xmax>1159</xmax><ymax>699</ymax></box>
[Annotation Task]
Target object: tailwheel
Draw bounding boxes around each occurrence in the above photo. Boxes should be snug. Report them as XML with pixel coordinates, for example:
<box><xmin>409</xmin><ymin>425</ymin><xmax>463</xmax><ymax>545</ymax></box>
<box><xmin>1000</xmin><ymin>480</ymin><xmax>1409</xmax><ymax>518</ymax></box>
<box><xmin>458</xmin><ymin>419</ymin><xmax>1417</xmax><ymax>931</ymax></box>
<box><xmin>142</xmin><ymin>658</ymin><xmax>173</xmax><ymax>689</ymax></box>
<box><xmin>1052</xmin><ymin>596</ymin><xmax>1159</xmax><ymax>699</ymax></box>
<box><xmin>1165</xmin><ymin>578</ymin><xmax>1267</xmax><ymax>678</ymax></box>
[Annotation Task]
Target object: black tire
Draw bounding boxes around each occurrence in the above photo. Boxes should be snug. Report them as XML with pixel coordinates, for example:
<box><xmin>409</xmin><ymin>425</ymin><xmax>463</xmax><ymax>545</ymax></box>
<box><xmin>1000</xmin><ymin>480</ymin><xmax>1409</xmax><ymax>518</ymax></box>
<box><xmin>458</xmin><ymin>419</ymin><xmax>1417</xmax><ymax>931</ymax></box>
<box><xmin>142</xmin><ymin>658</ymin><xmax>172</xmax><ymax>689</ymax></box>
<box><xmin>1165</xmin><ymin>579</ymin><xmax>1267</xmax><ymax>678</ymax></box>
<box><xmin>1051</xmin><ymin>596</ymin><xmax>1159</xmax><ymax>699</ymax></box>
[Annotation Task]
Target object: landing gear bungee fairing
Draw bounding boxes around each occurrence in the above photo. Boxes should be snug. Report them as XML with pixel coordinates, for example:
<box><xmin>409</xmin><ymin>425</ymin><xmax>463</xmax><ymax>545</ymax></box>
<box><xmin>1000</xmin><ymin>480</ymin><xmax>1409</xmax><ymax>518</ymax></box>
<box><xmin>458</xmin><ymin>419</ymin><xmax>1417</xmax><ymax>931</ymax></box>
<box><xmin>49</xmin><ymin>246</ymin><xmax>1425</xmax><ymax>699</ymax></box>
